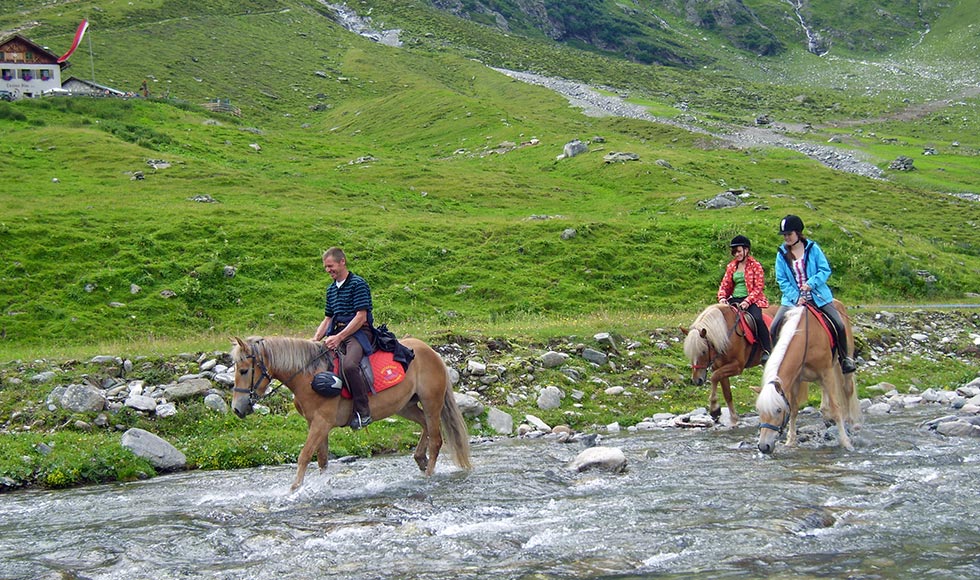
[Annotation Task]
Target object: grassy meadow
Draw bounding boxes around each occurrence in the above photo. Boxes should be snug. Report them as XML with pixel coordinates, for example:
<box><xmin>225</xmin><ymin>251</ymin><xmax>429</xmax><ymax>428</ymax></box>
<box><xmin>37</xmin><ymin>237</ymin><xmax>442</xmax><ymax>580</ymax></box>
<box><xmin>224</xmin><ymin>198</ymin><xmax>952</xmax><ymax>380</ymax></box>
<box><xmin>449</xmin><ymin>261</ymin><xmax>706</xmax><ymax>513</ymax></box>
<box><xmin>0</xmin><ymin>0</ymin><xmax>979</xmax><ymax>488</ymax></box>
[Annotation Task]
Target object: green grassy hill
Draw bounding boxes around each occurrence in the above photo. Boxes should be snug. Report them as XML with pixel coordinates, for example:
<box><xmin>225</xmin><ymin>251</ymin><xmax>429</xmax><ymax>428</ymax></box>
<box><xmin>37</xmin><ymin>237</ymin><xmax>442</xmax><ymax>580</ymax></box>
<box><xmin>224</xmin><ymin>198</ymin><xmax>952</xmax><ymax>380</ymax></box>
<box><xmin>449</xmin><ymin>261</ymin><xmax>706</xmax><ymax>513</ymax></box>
<box><xmin>0</xmin><ymin>0</ymin><xmax>978</xmax><ymax>358</ymax></box>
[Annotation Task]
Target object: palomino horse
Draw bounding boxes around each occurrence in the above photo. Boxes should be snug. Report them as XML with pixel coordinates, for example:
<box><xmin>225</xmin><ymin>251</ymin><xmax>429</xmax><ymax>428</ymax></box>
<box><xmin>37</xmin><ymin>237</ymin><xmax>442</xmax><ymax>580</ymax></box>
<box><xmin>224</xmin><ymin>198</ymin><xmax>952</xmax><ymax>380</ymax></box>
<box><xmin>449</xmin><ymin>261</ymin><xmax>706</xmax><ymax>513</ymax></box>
<box><xmin>682</xmin><ymin>303</ymin><xmax>778</xmax><ymax>425</ymax></box>
<box><xmin>755</xmin><ymin>300</ymin><xmax>861</xmax><ymax>454</ymax></box>
<box><xmin>231</xmin><ymin>336</ymin><xmax>472</xmax><ymax>491</ymax></box>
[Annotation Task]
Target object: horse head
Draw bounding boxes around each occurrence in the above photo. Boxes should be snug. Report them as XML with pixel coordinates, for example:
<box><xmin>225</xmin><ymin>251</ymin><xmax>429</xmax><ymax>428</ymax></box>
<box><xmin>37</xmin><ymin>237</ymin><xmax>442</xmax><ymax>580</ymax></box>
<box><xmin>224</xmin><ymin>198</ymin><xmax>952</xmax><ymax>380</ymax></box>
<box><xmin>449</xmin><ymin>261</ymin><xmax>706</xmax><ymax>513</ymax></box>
<box><xmin>683</xmin><ymin>325</ymin><xmax>714</xmax><ymax>386</ymax></box>
<box><xmin>230</xmin><ymin>337</ymin><xmax>274</xmax><ymax>418</ymax></box>
<box><xmin>755</xmin><ymin>377</ymin><xmax>789</xmax><ymax>454</ymax></box>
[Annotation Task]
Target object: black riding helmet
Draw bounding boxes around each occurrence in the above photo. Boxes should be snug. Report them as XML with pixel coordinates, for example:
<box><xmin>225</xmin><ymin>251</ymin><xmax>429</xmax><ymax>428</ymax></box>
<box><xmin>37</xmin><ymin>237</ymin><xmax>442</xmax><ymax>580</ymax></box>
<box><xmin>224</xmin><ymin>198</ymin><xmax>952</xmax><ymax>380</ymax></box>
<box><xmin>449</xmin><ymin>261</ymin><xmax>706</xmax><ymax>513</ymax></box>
<box><xmin>779</xmin><ymin>214</ymin><xmax>804</xmax><ymax>234</ymax></box>
<box><xmin>729</xmin><ymin>235</ymin><xmax>751</xmax><ymax>252</ymax></box>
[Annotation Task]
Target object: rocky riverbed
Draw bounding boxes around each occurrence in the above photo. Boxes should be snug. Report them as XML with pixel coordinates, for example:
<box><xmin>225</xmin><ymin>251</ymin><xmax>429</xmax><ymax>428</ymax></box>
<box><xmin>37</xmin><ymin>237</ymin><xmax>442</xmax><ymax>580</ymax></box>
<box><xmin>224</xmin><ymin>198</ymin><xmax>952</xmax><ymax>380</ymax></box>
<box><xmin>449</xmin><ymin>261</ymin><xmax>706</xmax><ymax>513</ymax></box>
<box><xmin>4</xmin><ymin>308</ymin><xmax>979</xmax><ymax>484</ymax></box>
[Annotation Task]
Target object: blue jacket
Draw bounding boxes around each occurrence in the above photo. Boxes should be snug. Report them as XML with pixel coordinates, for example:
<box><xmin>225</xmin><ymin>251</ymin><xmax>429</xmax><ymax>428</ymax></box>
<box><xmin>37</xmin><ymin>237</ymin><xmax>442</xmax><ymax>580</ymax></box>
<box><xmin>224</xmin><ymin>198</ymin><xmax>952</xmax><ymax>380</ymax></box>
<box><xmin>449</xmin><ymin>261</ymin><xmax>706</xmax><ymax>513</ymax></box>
<box><xmin>775</xmin><ymin>239</ymin><xmax>834</xmax><ymax>307</ymax></box>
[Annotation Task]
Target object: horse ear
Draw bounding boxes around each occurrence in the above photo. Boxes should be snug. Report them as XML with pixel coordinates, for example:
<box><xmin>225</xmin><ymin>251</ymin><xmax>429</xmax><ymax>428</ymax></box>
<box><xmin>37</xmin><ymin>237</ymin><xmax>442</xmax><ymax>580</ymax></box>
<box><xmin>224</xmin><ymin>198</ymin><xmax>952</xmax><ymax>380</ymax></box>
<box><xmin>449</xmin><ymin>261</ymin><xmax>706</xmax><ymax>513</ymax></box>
<box><xmin>232</xmin><ymin>336</ymin><xmax>248</xmax><ymax>351</ymax></box>
<box><xmin>749</xmin><ymin>386</ymin><xmax>761</xmax><ymax>393</ymax></box>
<box><xmin>679</xmin><ymin>326</ymin><xmax>689</xmax><ymax>335</ymax></box>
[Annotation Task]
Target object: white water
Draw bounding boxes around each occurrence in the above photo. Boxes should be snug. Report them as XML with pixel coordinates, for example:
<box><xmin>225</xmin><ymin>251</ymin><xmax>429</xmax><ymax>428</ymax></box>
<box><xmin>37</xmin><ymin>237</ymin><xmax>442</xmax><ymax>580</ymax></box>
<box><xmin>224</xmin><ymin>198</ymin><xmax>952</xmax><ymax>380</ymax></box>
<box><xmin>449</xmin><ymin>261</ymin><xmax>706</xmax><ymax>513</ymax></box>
<box><xmin>1</xmin><ymin>406</ymin><xmax>979</xmax><ymax>579</ymax></box>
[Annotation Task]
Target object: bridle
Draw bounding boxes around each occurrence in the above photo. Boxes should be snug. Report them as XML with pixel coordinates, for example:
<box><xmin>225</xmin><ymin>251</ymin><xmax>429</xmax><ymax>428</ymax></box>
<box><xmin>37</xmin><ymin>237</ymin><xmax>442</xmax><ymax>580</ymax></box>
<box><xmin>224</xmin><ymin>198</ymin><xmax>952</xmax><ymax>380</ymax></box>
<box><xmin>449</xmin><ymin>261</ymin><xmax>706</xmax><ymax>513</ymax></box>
<box><xmin>233</xmin><ymin>339</ymin><xmax>334</xmax><ymax>406</ymax></box>
<box><xmin>758</xmin><ymin>379</ymin><xmax>791</xmax><ymax>435</ymax></box>
<box><xmin>690</xmin><ymin>306</ymin><xmax>741</xmax><ymax>373</ymax></box>
<box><xmin>233</xmin><ymin>341</ymin><xmax>277</xmax><ymax>407</ymax></box>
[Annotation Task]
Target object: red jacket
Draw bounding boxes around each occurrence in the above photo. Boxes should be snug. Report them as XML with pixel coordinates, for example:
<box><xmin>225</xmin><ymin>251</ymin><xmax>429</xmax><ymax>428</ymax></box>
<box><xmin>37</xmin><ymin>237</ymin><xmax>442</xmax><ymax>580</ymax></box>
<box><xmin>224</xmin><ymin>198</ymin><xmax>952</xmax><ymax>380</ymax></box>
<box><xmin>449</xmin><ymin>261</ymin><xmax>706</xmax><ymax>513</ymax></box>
<box><xmin>717</xmin><ymin>255</ymin><xmax>769</xmax><ymax>307</ymax></box>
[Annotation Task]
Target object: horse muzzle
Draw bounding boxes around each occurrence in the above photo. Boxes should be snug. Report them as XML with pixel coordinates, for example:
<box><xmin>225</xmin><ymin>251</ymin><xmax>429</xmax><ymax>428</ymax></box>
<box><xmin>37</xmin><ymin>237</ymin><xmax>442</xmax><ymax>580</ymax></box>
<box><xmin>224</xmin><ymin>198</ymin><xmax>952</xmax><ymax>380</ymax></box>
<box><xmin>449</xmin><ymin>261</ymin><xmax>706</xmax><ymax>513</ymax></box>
<box><xmin>232</xmin><ymin>396</ymin><xmax>253</xmax><ymax>418</ymax></box>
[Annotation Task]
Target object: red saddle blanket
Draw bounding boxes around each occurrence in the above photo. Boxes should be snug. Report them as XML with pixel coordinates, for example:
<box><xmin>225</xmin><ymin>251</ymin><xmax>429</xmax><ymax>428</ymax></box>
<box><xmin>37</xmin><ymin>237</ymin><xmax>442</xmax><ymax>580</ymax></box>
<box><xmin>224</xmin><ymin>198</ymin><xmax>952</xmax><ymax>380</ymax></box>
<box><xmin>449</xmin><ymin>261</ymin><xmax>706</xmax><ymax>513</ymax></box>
<box><xmin>804</xmin><ymin>303</ymin><xmax>836</xmax><ymax>348</ymax></box>
<box><xmin>332</xmin><ymin>350</ymin><xmax>406</xmax><ymax>398</ymax></box>
<box><xmin>738</xmin><ymin>311</ymin><xmax>773</xmax><ymax>345</ymax></box>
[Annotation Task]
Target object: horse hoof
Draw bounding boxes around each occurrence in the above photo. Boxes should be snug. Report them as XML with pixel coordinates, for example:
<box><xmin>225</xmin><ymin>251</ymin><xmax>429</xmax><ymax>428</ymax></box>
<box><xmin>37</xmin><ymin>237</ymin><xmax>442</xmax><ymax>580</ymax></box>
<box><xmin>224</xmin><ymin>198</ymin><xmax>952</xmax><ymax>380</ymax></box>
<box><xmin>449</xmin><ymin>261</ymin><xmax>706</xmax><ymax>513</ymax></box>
<box><xmin>709</xmin><ymin>409</ymin><xmax>722</xmax><ymax>421</ymax></box>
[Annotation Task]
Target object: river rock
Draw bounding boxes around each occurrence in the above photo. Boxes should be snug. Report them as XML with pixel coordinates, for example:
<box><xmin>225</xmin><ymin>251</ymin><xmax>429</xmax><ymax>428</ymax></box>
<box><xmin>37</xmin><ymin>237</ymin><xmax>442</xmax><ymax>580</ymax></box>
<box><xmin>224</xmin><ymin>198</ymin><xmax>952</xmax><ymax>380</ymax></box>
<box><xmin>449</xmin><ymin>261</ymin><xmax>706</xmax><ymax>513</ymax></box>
<box><xmin>164</xmin><ymin>378</ymin><xmax>212</xmax><ymax>400</ymax></box>
<box><xmin>566</xmin><ymin>446</ymin><xmax>627</xmax><ymax>473</ymax></box>
<box><xmin>204</xmin><ymin>393</ymin><xmax>228</xmax><ymax>414</ymax></box>
<box><xmin>536</xmin><ymin>386</ymin><xmax>562</xmax><ymax>410</ymax></box>
<box><xmin>125</xmin><ymin>394</ymin><xmax>157</xmax><ymax>412</ymax></box>
<box><xmin>936</xmin><ymin>420</ymin><xmax>980</xmax><ymax>438</ymax></box>
<box><xmin>540</xmin><ymin>351</ymin><xmax>569</xmax><ymax>368</ymax></box>
<box><xmin>31</xmin><ymin>371</ymin><xmax>57</xmax><ymax>384</ymax></box>
<box><xmin>866</xmin><ymin>402</ymin><xmax>892</xmax><ymax>415</ymax></box>
<box><xmin>487</xmin><ymin>407</ymin><xmax>513</xmax><ymax>435</ymax></box>
<box><xmin>525</xmin><ymin>414</ymin><xmax>552</xmax><ymax>432</ymax></box>
<box><xmin>155</xmin><ymin>402</ymin><xmax>177</xmax><ymax>418</ymax></box>
<box><xmin>581</xmin><ymin>347</ymin><xmax>608</xmax><ymax>366</ymax></box>
<box><xmin>121</xmin><ymin>428</ymin><xmax>186</xmax><ymax>471</ymax></box>
<box><xmin>61</xmin><ymin>384</ymin><xmax>106</xmax><ymax>412</ymax></box>
<box><xmin>454</xmin><ymin>393</ymin><xmax>485</xmax><ymax>418</ymax></box>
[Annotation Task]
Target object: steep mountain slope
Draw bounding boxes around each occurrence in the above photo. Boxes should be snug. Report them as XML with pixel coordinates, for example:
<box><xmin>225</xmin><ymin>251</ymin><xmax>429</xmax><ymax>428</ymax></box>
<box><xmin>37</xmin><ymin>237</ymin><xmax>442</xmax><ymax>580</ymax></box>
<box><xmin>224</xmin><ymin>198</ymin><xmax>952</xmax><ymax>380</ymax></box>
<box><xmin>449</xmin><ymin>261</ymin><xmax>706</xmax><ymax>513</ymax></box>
<box><xmin>0</xmin><ymin>0</ymin><xmax>977</xmax><ymax>352</ymax></box>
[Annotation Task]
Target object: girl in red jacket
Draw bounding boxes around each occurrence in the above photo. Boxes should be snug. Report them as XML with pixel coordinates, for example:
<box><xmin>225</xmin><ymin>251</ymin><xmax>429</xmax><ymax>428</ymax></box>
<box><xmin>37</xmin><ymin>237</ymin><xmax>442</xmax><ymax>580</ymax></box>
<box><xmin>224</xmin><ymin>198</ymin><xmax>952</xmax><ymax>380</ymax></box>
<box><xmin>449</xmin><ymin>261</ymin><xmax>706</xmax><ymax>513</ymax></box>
<box><xmin>717</xmin><ymin>235</ymin><xmax>772</xmax><ymax>362</ymax></box>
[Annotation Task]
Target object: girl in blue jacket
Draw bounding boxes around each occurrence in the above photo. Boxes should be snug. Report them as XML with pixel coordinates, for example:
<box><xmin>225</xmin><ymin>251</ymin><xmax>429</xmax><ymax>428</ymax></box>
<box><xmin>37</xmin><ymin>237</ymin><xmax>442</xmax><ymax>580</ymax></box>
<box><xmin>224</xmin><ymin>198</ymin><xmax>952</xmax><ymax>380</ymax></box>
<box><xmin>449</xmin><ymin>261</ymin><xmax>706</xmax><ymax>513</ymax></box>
<box><xmin>771</xmin><ymin>215</ymin><xmax>856</xmax><ymax>374</ymax></box>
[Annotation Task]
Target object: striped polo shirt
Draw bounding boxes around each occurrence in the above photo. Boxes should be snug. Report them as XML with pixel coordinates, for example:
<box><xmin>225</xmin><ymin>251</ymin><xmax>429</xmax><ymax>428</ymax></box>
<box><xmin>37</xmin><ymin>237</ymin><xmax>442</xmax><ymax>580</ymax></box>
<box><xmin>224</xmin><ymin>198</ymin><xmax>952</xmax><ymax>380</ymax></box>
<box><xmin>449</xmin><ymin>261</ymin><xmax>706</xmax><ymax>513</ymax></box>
<box><xmin>325</xmin><ymin>272</ymin><xmax>373</xmax><ymax>322</ymax></box>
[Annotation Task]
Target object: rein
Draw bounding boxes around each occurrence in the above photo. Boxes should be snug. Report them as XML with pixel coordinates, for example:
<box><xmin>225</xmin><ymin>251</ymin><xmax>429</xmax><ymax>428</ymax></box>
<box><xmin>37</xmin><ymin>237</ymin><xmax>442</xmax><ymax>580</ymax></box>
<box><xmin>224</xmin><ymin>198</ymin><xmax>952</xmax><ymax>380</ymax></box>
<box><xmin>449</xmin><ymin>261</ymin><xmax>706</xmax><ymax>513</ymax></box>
<box><xmin>759</xmin><ymin>305</ymin><xmax>812</xmax><ymax>435</ymax></box>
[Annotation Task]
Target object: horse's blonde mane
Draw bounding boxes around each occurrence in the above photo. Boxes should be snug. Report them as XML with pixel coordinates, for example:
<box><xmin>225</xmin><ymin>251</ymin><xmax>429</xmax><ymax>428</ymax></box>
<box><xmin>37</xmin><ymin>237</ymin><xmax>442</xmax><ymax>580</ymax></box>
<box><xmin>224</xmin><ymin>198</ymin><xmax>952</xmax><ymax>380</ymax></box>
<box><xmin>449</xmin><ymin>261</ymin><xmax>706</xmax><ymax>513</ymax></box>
<box><xmin>232</xmin><ymin>336</ymin><xmax>326</xmax><ymax>374</ymax></box>
<box><xmin>757</xmin><ymin>306</ymin><xmax>804</xmax><ymax>415</ymax></box>
<box><xmin>683</xmin><ymin>305</ymin><xmax>731</xmax><ymax>361</ymax></box>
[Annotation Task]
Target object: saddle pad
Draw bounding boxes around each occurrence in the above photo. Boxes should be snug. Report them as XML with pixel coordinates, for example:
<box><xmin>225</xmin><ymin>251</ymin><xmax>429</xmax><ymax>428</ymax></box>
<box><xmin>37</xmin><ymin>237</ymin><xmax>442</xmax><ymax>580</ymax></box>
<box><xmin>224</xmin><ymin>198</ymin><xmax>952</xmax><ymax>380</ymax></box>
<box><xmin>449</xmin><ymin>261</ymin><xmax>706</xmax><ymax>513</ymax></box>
<box><xmin>804</xmin><ymin>303</ymin><xmax>836</xmax><ymax>347</ymax></box>
<box><xmin>738</xmin><ymin>311</ymin><xmax>774</xmax><ymax>345</ymax></box>
<box><xmin>332</xmin><ymin>350</ymin><xmax>406</xmax><ymax>399</ymax></box>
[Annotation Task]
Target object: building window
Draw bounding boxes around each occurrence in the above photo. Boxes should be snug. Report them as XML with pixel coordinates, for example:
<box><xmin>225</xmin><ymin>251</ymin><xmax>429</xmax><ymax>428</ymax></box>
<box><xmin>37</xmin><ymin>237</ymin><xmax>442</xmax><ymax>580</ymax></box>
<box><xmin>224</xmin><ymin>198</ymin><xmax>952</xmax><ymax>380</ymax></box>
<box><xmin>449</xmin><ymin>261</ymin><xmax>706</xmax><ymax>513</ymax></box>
<box><xmin>20</xmin><ymin>69</ymin><xmax>33</xmax><ymax>81</ymax></box>
<box><xmin>40</xmin><ymin>69</ymin><xmax>51</xmax><ymax>81</ymax></box>
<box><xmin>1</xmin><ymin>68</ymin><xmax>12</xmax><ymax>81</ymax></box>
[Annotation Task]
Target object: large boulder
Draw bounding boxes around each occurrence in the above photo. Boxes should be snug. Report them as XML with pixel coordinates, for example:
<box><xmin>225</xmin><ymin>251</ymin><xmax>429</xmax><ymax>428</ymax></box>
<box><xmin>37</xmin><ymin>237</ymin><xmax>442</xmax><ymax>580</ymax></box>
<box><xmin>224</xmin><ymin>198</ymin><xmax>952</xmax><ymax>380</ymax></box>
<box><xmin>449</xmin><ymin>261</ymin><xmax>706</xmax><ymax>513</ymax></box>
<box><xmin>121</xmin><ymin>428</ymin><xmax>186</xmax><ymax>471</ymax></box>
<box><xmin>163</xmin><ymin>378</ymin><xmax>212</xmax><ymax>400</ymax></box>
<box><xmin>566</xmin><ymin>446</ymin><xmax>627</xmax><ymax>473</ymax></box>
<box><xmin>60</xmin><ymin>384</ymin><xmax>107</xmax><ymax>413</ymax></box>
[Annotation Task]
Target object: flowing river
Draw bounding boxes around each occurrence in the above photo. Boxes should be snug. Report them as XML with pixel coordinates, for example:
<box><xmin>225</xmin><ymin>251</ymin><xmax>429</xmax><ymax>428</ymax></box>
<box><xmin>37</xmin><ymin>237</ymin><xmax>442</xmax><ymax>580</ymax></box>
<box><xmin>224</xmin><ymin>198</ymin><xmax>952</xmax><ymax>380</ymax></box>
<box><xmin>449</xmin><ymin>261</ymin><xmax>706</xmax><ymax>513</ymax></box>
<box><xmin>2</xmin><ymin>406</ymin><xmax>978</xmax><ymax>579</ymax></box>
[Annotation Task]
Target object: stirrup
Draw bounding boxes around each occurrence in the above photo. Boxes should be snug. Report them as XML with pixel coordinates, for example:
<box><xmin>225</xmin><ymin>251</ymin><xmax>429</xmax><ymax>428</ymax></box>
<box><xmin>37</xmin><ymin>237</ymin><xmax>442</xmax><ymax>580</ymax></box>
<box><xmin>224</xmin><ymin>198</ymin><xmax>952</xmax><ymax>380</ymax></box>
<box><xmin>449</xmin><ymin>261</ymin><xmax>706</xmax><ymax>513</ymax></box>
<box><xmin>349</xmin><ymin>412</ymin><xmax>373</xmax><ymax>430</ymax></box>
<box><xmin>840</xmin><ymin>357</ymin><xmax>856</xmax><ymax>374</ymax></box>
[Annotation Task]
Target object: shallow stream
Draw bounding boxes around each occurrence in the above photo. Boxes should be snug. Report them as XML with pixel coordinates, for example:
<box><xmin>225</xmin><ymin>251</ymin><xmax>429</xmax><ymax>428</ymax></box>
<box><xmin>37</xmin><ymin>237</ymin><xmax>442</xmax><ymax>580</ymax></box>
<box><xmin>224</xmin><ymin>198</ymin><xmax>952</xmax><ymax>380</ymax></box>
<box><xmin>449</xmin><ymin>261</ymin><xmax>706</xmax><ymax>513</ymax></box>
<box><xmin>2</xmin><ymin>406</ymin><xmax>978</xmax><ymax>579</ymax></box>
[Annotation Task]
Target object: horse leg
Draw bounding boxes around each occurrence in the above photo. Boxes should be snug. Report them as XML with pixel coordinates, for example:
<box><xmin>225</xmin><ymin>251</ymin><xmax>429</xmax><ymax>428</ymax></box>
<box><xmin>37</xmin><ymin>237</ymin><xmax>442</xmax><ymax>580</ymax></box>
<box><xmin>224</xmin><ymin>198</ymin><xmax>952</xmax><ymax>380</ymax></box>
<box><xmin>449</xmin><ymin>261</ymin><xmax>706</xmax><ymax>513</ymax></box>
<box><xmin>292</xmin><ymin>420</ymin><xmax>331</xmax><ymax>492</ymax></box>
<box><xmin>827</xmin><ymin>370</ymin><xmax>854</xmax><ymax>450</ymax></box>
<box><xmin>397</xmin><ymin>403</ymin><xmax>431</xmax><ymax>472</ymax></box>
<box><xmin>317</xmin><ymin>435</ymin><xmax>330</xmax><ymax>471</ymax></box>
<box><xmin>720</xmin><ymin>377</ymin><xmax>739</xmax><ymax>426</ymax></box>
<box><xmin>785</xmin><ymin>404</ymin><xmax>800</xmax><ymax>447</ymax></box>
<box><xmin>708</xmin><ymin>379</ymin><xmax>721</xmax><ymax>422</ymax></box>
<box><xmin>417</xmin><ymin>392</ymin><xmax>446</xmax><ymax>476</ymax></box>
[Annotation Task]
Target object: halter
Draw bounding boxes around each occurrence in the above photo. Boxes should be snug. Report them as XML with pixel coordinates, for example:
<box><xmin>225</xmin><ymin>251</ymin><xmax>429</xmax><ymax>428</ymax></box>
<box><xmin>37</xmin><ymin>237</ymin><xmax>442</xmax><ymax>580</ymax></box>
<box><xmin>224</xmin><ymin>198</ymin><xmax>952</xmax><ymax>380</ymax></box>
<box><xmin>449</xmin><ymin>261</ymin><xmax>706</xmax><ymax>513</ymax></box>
<box><xmin>758</xmin><ymin>379</ymin><xmax>791</xmax><ymax>435</ymax></box>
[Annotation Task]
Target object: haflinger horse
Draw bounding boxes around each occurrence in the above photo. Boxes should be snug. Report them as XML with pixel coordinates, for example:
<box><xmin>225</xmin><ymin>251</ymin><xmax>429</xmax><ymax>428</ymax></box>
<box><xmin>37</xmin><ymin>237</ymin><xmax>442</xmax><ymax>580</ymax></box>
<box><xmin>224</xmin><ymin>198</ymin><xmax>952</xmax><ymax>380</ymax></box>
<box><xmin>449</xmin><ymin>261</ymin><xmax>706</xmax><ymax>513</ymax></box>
<box><xmin>682</xmin><ymin>303</ymin><xmax>778</xmax><ymax>425</ymax></box>
<box><xmin>231</xmin><ymin>336</ymin><xmax>472</xmax><ymax>491</ymax></box>
<box><xmin>755</xmin><ymin>300</ymin><xmax>861</xmax><ymax>454</ymax></box>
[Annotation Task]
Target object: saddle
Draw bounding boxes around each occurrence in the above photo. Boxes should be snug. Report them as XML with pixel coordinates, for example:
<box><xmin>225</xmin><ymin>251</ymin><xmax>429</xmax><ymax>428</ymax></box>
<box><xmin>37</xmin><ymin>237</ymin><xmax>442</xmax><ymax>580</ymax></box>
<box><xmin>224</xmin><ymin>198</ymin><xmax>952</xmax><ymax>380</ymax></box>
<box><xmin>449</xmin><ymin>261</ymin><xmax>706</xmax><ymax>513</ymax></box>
<box><xmin>331</xmin><ymin>350</ymin><xmax>407</xmax><ymax>398</ymax></box>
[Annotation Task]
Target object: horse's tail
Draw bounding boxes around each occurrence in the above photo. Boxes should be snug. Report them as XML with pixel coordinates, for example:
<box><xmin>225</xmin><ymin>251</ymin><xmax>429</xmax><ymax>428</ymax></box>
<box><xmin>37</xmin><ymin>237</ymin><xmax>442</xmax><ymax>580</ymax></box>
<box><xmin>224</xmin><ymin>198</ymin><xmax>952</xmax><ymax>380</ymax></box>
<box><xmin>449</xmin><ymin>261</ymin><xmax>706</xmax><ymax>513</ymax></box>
<box><xmin>441</xmin><ymin>368</ymin><xmax>473</xmax><ymax>470</ymax></box>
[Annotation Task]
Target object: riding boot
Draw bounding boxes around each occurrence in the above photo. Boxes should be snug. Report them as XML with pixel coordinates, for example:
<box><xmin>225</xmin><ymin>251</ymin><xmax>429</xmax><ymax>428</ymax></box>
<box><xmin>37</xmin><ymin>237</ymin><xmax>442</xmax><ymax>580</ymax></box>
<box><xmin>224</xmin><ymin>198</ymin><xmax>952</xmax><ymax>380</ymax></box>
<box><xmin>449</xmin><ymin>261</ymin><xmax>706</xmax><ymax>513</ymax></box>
<box><xmin>339</xmin><ymin>339</ymin><xmax>372</xmax><ymax>429</ymax></box>
<box><xmin>835</xmin><ymin>324</ymin><xmax>856</xmax><ymax>374</ymax></box>
<box><xmin>347</xmin><ymin>380</ymin><xmax>373</xmax><ymax>430</ymax></box>
<box><xmin>750</xmin><ymin>306</ymin><xmax>772</xmax><ymax>364</ymax></box>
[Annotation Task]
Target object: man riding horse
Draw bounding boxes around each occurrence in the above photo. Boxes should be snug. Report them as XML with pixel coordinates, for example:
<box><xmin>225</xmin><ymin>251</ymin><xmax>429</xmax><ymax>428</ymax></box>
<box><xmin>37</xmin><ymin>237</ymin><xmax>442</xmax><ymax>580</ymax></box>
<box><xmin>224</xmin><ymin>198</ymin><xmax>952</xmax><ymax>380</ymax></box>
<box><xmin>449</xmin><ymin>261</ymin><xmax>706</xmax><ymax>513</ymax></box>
<box><xmin>313</xmin><ymin>247</ymin><xmax>375</xmax><ymax>429</ymax></box>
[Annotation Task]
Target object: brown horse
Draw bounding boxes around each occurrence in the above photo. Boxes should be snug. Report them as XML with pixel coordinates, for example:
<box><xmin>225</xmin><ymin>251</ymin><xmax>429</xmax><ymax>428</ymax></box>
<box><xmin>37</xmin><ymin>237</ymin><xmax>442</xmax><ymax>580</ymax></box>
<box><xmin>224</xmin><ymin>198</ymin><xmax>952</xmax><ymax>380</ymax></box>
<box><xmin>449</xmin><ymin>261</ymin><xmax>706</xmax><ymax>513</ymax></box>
<box><xmin>231</xmin><ymin>336</ymin><xmax>472</xmax><ymax>491</ymax></box>
<box><xmin>755</xmin><ymin>301</ymin><xmax>861</xmax><ymax>454</ymax></box>
<box><xmin>682</xmin><ymin>303</ymin><xmax>778</xmax><ymax>425</ymax></box>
